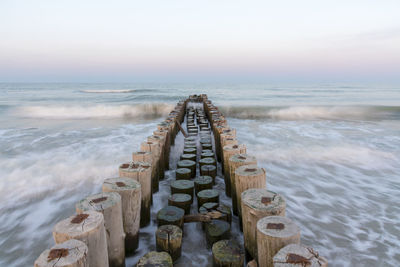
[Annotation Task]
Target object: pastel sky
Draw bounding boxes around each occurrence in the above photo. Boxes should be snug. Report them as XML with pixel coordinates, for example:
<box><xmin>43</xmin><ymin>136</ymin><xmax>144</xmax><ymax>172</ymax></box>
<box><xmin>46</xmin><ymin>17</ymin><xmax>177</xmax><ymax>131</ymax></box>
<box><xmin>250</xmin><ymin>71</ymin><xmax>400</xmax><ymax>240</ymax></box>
<box><xmin>1</xmin><ymin>0</ymin><xmax>400</xmax><ymax>82</ymax></box>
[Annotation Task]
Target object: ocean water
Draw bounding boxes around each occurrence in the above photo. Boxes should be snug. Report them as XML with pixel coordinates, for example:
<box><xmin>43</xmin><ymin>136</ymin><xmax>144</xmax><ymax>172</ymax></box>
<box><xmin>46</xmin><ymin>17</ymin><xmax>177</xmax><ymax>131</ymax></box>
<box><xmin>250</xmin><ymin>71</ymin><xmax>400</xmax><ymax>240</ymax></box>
<box><xmin>0</xmin><ymin>83</ymin><xmax>399</xmax><ymax>267</ymax></box>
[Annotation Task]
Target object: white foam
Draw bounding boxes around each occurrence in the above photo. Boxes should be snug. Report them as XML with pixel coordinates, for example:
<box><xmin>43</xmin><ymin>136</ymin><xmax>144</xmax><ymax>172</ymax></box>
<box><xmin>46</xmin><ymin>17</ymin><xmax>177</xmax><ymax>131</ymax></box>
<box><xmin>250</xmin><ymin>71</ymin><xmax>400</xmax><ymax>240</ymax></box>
<box><xmin>13</xmin><ymin>104</ymin><xmax>173</xmax><ymax>119</ymax></box>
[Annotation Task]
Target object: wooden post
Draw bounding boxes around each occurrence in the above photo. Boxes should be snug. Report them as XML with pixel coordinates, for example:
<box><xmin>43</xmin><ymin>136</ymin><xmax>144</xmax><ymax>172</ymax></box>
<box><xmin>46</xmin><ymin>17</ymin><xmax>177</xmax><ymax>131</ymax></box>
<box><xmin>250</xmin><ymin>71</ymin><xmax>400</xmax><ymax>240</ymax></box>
<box><xmin>156</xmin><ymin>225</ymin><xmax>183</xmax><ymax>262</ymax></box>
<box><xmin>199</xmin><ymin>203</ymin><xmax>232</xmax><ymax>229</ymax></box>
<box><xmin>273</xmin><ymin>244</ymin><xmax>328</xmax><ymax>267</ymax></box>
<box><xmin>205</xmin><ymin>220</ymin><xmax>230</xmax><ymax>247</ymax></box>
<box><xmin>170</xmin><ymin>180</ymin><xmax>194</xmax><ymax>202</ymax></box>
<box><xmin>154</xmin><ymin>129</ymin><xmax>169</xmax><ymax>170</ymax></box>
<box><xmin>199</xmin><ymin>157</ymin><xmax>216</xmax><ymax>168</ymax></box>
<box><xmin>256</xmin><ymin>216</ymin><xmax>301</xmax><ymax>267</ymax></box>
<box><xmin>34</xmin><ymin>239</ymin><xmax>88</xmax><ymax>267</ymax></box>
<box><xmin>180</xmin><ymin>153</ymin><xmax>196</xmax><ymax>162</ymax></box>
<box><xmin>194</xmin><ymin>176</ymin><xmax>213</xmax><ymax>194</ymax></box>
<box><xmin>241</xmin><ymin>189</ymin><xmax>286</xmax><ymax>260</ymax></box>
<box><xmin>175</xmin><ymin>168</ymin><xmax>192</xmax><ymax>180</ymax></box>
<box><xmin>222</xmin><ymin>144</ymin><xmax>246</xmax><ymax>197</ymax></box>
<box><xmin>201</xmin><ymin>151</ymin><xmax>215</xmax><ymax>159</ymax></box>
<box><xmin>183</xmin><ymin>147</ymin><xmax>197</xmax><ymax>155</ymax></box>
<box><xmin>200</xmin><ymin>165</ymin><xmax>217</xmax><ymax>184</ymax></box>
<box><xmin>229</xmin><ymin>154</ymin><xmax>257</xmax><ymax>215</ymax></box>
<box><xmin>136</xmin><ymin>251</ymin><xmax>173</xmax><ymax>267</ymax></box>
<box><xmin>157</xmin><ymin>206</ymin><xmax>185</xmax><ymax>229</ymax></box>
<box><xmin>103</xmin><ymin>177</ymin><xmax>141</xmax><ymax>254</ymax></box>
<box><xmin>177</xmin><ymin>159</ymin><xmax>196</xmax><ymax>178</ymax></box>
<box><xmin>235</xmin><ymin>164</ymin><xmax>266</xmax><ymax>221</ymax></box>
<box><xmin>119</xmin><ymin>161</ymin><xmax>152</xmax><ymax>227</ymax></box>
<box><xmin>197</xmin><ymin>189</ymin><xmax>219</xmax><ymax>210</ymax></box>
<box><xmin>53</xmin><ymin>211</ymin><xmax>108</xmax><ymax>267</ymax></box>
<box><xmin>76</xmin><ymin>192</ymin><xmax>125</xmax><ymax>267</ymax></box>
<box><xmin>141</xmin><ymin>140</ymin><xmax>160</xmax><ymax>192</ymax></box>
<box><xmin>168</xmin><ymin>193</ymin><xmax>192</xmax><ymax>214</ymax></box>
<box><xmin>148</xmin><ymin>135</ymin><xmax>165</xmax><ymax>180</ymax></box>
<box><xmin>212</xmin><ymin>240</ymin><xmax>244</xmax><ymax>267</ymax></box>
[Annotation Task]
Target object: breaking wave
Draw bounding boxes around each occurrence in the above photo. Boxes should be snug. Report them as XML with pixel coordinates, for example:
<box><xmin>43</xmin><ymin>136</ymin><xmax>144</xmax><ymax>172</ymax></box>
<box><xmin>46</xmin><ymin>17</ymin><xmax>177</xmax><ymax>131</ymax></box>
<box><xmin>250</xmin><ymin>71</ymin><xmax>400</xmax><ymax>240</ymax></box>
<box><xmin>219</xmin><ymin>105</ymin><xmax>400</xmax><ymax>120</ymax></box>
<box><xmin>14</xmin><ymin>103</ymin><xmax>174</xmax><ymax>119</ymax></box>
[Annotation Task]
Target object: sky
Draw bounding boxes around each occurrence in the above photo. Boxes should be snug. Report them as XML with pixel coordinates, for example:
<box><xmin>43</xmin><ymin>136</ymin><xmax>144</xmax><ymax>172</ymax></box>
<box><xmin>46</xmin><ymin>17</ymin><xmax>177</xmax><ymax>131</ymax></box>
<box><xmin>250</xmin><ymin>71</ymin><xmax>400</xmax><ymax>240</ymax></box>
<box><xmin>0</xmin><ymin>0</ymin><xmax>400</xmax><ymax>82</ymax></box>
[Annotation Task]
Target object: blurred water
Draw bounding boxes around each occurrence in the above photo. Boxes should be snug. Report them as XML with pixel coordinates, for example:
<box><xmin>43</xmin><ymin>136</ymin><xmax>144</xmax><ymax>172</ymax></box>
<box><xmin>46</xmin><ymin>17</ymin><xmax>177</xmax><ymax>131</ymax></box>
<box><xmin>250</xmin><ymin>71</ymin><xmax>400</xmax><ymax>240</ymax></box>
<box><xmin>0</xmin><ymin>83</ymin><xmax>399</xmax><ymax>266</ymax></box>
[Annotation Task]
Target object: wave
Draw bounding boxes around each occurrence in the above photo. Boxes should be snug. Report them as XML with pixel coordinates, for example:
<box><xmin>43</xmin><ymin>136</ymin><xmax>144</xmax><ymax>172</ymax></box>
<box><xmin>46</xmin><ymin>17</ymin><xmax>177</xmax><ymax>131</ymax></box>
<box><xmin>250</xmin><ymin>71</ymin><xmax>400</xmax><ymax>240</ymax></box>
<box><xmin>80</xmin><ymin>89</ymin><xmax>137</xmax><ymax>93</ymax></box>
<box><xmin>219</xmin><ymin>105</ymin><xmax>400</xmax><ymax>120</ymax></box>
<box><xmin>14</xmin><ymin>103</ymin><xmax>174</xmax><ymax>119</ymax></box>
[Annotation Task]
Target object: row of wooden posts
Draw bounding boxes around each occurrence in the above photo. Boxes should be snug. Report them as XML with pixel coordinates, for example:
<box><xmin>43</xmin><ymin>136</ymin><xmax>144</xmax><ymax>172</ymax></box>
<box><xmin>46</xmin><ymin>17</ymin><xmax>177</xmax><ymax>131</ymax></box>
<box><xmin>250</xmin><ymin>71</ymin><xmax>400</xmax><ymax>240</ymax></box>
<box><xmin>34</xmin><ymin>94</ymin><xmax>328</xmax><ymax>267</ymax></box>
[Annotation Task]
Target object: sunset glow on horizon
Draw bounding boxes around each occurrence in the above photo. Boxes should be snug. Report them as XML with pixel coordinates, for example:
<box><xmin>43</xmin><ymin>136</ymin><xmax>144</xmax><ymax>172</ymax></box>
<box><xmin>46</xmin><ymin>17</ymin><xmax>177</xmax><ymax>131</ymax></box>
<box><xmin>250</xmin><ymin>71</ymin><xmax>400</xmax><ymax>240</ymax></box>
<box><xmin>1</xmin><ymin>0</ymin><xmax>400</xmax><ymax>82</ymax></box>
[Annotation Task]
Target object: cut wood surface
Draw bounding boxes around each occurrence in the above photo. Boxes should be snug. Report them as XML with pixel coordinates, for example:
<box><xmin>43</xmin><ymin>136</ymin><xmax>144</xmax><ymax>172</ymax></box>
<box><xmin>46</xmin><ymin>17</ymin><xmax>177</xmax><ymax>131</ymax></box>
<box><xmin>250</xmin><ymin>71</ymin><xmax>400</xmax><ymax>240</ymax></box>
<box><xmin>136</xmin><ymin>251</ymin><xmax>173</xmax><ymax>267</ymax></box>
<box><xmin>257</xmin><ymin>216</ymin><xmax>301</xmax><ymax>267</ymax></box>
<box><xmin>102</xmin><ymin>177</ymin><xmax>141</xmax><ymax>254</ymax></box>
<box><xmin>212</xmin><ymin>239</ymin><xmax>244</xmax><ymax>267</ymax></box>
<box><xmin>75</xmin><ymin>192</ymin><xmax>125</xmax><ymax>267</ymax></box>
<box><xmin>53</xmin><ymin>211</ymin><xmax>108</xmax><ymax>267</ymax></box>
<box><xmin>156</xmin><ymin>225</ymin><xmax>183</xmax><ymax>262</ymax></box>
<box><xmin>273</xmin><ymin>243</ymin><xmax>328</xmax><ymax>267</ymax></box>
<box><xmin>34</xmin><ymin>239</ymin><xmax>88</xmax><ymax>267</ymax></box>
<box><xmin>241</xmin><ymin>188</ymin><xmax>286</xmax><ymax>260</ymax></box>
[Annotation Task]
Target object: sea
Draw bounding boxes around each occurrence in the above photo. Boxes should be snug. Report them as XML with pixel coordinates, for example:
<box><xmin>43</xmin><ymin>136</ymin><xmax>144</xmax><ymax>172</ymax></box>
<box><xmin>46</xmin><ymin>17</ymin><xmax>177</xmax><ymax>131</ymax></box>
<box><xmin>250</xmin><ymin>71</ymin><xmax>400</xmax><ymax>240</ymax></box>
<box><xmin>0</xmin><ymin>83</ymin><xmax>399</xmax><ymax>267</ymax></box>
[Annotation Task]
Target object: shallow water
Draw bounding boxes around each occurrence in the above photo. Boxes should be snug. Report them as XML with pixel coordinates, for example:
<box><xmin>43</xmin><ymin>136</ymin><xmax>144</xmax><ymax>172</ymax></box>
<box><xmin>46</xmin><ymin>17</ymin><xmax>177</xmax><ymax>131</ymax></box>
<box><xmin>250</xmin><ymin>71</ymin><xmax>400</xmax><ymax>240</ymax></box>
<box><xmin>0</xmin><ymin>83</ymin><xmax>399</xmax><ymax>266</ymax></box>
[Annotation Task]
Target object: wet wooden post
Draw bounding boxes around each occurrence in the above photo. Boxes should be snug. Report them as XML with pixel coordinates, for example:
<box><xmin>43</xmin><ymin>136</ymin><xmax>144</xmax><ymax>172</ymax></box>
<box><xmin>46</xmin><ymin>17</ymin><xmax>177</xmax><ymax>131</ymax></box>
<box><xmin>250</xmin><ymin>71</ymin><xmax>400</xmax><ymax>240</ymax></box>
<box><xmin>156</xmin><ymin>225</ymin><xmax>183</xmax><ymax>262</ymax></box>
<box><xmin>168</xmin><ymin>193</ymin><xmax>192</xmax><ymax>214</ymax></box>
<box><xmin>154</xmin><ymin>129</ymin><xmax>170</xmax><ymax>170</ymax></box>
<box><xmin>141</xmin><ymin>140</ymin><xmax>160</xmax><ymax>192</ymax></box>
<box><xmin>200</xmin><ymin>165</ymin><xmax>217</xmax><ymax>183</ymax></box>
<box><xmin>199</xmin><ymin>157</ymin><xmax>216</xmax><ymax>168</ymax></box>
<box><xmin>76</xmin><ymin>192</ymin><xmax>125</xmax><ymax>267</ymax></box>
<box><xmin>157</xmin><ymin>206</ymin><xmax>185</xmax><ymax>229</ymax></box>
<box><xmin>205</xmin><ymin>220</ymin><xmax>231</xmax><ymax>247</ymax></box>
<box><xmin>53</xmin><ymin>211</ymin><xmax>108</xmax><ymax>267</ymax></box>
<box><xmin>194</xmin><ymin>175</ymin><xmax>213</xmax><ymax>194</ymax></box>
<box><xmin>148</xmin><ymin>135</ymin><xmax>165</xmax><ymax>180</ymax></box>
<box><xmin>273</xmin><ymin>244</ymin><xmax>328</xmax><ymax>267</ymax></box>
<box><xmin>34</xmin><ymin>239</ymin><xmax>88</xmax><ymax>267</ymax></box>
<box><xmin>235</xmin><ymin>164</ymin><xmax>266</xmax><ymax>222</ymax></box>
<box><xmin>229</xmin><ymin>154</ymin><xmax>257</xmax><ymax>215</ymax></box>
<box><xmin>102</xmin><ymin>177</ymin><xmax>141</xmax><ymax>254</ymax></box>
<box><xmin>199</xmin><ymin>203</ymin><xmax>232</xmax><ymax>229</ymax></box>
<box><xmin>180</xmin><ymin>153</ymin><xmax>196</xmax><ymax>162</ymax></box>
<box><xmin>222</xmin><ymin>144</ymin><xmax>246</xmax><ymax>197</ymax></box>
<box><xmin>241</xmin><ymin>189</ymin><xmax>286</xmax><ymax>260</ymax></box>
<box><xmin>170</xmin><ymin>179</ymin><xmax>194</xmax><ymax>202</ymax></box>
<box><xmin>257</xmin><ymin>216</ymin><xmax>301</xmax><ymax>267</ymax></box>
<box><xmin>175</xmin><ymin>168</ymin><xmax>192</xmax><ymax>180</ymax></box>
<box><xmin>177</xmin><ymin>159</ymin><xmax>196</xmax><ymax>178</ymax></box>
<box><xmin>212</xmin><ymin>240</ymin><xmax>244</xmax><ymax>267</ymax></box>
<box><xmin>136</xmin><ymin>251</ymin><xmax>173</xmax><ymax>267</ymax></box>
<box><xmin>119</xmin><ymin>161</ymin><xmax>152</xmax><ymax>227</ymax></box>
<box><xmin>197</xmin><ymin>189</ymin><xmax>219</xmax><ymax>210</ymax></box>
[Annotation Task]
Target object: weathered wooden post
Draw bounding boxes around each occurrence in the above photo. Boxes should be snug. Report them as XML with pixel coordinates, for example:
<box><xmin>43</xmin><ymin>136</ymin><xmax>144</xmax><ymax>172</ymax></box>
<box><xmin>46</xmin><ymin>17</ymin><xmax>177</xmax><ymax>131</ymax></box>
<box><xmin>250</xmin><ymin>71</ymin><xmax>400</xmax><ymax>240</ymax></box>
<box><xmin>194</xmin><ymin>176</ymin><xmax>213</xmax><ymax>194</ymax></box>
<box><xmin>53</xmin><ymin>211</ymin><xmax>108</xmax><ymax>267</ymax></box>
<box><xmin>170</xmin><ymin>180</ymin><xmax>194</xmax><ymax>202</ymax></box>
<box><xmin>235</xmin><ymin>164</ymin><xmax>266</xmax><ymax>221</ymax></box>
<box><xmin>197</xmin><ymin>189</ymin><xmax>219</xmax><ymax>209</ymax></box>
<box><xmin>175</xmin><ymin>168</ymin><xmax>192</xmax><ymax>180</ymax></box>
<box><xmin>273</xmin><ymin>244</ymin><xmax>328</xmax><ymax>267</ymax></box>
<box><xmin>156</xmin><ymin>225</ymin><xmax>183</xmax><ymax>261</ymax></box>
<box><xmin>199</xmin><ymin>157</ymin><xmax>216</xmax><ymax>168</ymax></box>
<box><xmin>222</xmin><ymin>144</ymin><xmax>246</xmax><ymax>196</ymax></box>
<box><xmin>136</xmin><ymin>251</ymin><xmax>173</xmax><ymax>267</ymax></box>
<box><xmin>229</xmin><ymin>154</ymin><xmax>257</xmax><ymax>215</ymax></box>
<box><xmin>76</xmin><ymin>192</ymin><xmax>125</xmax><ymax>267</ymax></box>
<box><xmin>168</xmin><ymin>193</ymin><xmax>192</xmax><ymax>214</ymax></box>
<box><xmin>212</xmin><ymin>240</ymin><xmax>244</xmax><ymax>267</ymax></box>
<box><xmin>148</xmin><ymin>135</ymin><xmax>165</xmax><ymax>180</ymax></box>
<box><xmin>141</xmin><ymin>140</ymin><xmax>160</xmax><ymax>192</ymax></box>
<box><xmin>241</xmin><ymin>189</ymin><xmax>286</xmax><ymax>260</ymax></box>
<box><xmin>154</xmin><ymin>129</ymin><xmax>169</xmax><ymax>169</ymax></box>
<box><xmin>102</xmin><ymin>177</ymin><xmax>141</xmax><ymax>254</ymax></box>
<box><xmin>177</xmin><ymin>159</ymin><xmax>196</xmax><ymax>178</ymax></box>
<box><xmin>34</xmin><ymin>239</ymin><xmax>88</xmax><ymax>267</ymax></box>
<box><xmin>180</xmin><ymin>153</ymin><xmax>196</xmax><ymax>162</ymax></box>
<box><xmin>157</xmin><ymin>206</ymin><xmax>185</xmax><ymax>229</ymax></box>
<box><xmin>119</xmin><ymin>161</ymin><xmax>152</xmax><ymax>226</ymax></box>
<box><xmin>200</xmin><ymin>165</ymin><xmax>217</xmax><ymax>183</ymax></box>
<box><xmin>257</xmin><ymin>216</ymin><xmax>301</xmax><ymax>267</ymax></box>
<box><xmin>205</xmin><ymin>220</ymin><xmax>231</xmax><ymax>247</ymax></box>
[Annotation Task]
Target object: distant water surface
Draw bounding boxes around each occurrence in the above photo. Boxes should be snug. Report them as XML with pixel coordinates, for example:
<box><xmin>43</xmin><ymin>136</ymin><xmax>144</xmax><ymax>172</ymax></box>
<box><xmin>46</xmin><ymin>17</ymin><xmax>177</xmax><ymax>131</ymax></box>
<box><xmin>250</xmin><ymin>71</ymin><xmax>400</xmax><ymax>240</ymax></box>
<box><xmin>0</xmin><ymin>83</ymin><xmax>399</xmax><ymax>267</ymax></box>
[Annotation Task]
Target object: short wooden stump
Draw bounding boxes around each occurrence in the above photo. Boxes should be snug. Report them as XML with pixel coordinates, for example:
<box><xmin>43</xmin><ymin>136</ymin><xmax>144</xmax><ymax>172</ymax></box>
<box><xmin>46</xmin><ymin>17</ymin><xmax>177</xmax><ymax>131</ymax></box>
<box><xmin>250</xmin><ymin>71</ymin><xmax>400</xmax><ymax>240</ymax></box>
<box><xmin>168</xmin><ymin>193</ymin><xmax>192</xmax><ymax>214</ymax></box>
<box><xmin>194</xmin><ymin>175</ymin><xmax>214</xmax><ymax>194</ymax></box>
<box><xmin>156</xmin><ymin>225</ymin><xmax>183</xmax><ymax>262</ymax></box>
<box><xmin>212</xmin><ymin>239</ymin><xmax>244</xmax><ymax>267</ymax></box>
<box><xmin>205</xmin><ymin>220</ymin><xmax>231</xmax><ymax>247</ymax></box>
<box><xmin>273</xmin><ymin>243</ymin><xmax>328</xmax><ymax>267</ymax></box>
<box><xmin>176</xmin><ymin>168</ymin><xmax>191</xmax><ymax>180</ymax></box>
<box><xmin>197</xmin><ymin>189</ymin><xmax>219</xmax><ymax>210</ymax></box>
<box><xmin>177</xmin><ymin>160</ymin><xmax>196</xmax><ymax>178</ymax></box>
<box><xmin>200</xmin><ymin>165</ymin><xmax>217</xmax><ymax>183</ymax></box>
<box><xmin>170</xmin><ymin>179</ymin><xmax>194</xmax><ymax>201</ymax></box>
<box><xmin>136</xmin><ymin>251</ymin><xmax>173</xmax><ymax>267</ymax></box>
<box><xmin>157</xmin><ymin>206</ymin><xmax>185</xmax><ymax>229</ymax></box>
